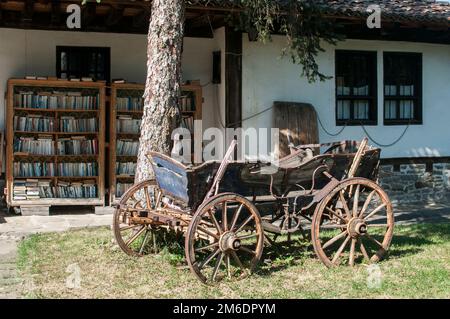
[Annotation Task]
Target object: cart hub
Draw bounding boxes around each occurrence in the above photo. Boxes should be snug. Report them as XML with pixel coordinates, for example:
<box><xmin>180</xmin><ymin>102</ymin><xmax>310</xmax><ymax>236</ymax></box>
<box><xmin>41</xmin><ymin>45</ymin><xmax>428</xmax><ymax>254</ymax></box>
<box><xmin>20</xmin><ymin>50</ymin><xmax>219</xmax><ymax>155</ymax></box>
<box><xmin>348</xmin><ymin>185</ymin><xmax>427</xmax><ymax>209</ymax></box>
<box><xmin>219</xmin><ymin>232</ymin><xmax>241</xmax><ymax>251</ymax></box>
<box><xmin>347</xmin><ymin>218</ymin><xmax>367</xmax><ymax>238</ymax></box>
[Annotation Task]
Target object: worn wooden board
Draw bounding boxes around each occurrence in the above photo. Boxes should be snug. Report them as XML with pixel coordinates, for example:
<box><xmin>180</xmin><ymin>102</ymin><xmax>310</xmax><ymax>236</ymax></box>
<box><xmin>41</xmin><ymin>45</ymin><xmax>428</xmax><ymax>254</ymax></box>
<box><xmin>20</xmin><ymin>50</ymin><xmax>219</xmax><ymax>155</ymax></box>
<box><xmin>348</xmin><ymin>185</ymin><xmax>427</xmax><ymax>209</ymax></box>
<box><xmin>272</xmin><ymin>102</ymin><xmax>319</xmax><ymax>158</ymax></box>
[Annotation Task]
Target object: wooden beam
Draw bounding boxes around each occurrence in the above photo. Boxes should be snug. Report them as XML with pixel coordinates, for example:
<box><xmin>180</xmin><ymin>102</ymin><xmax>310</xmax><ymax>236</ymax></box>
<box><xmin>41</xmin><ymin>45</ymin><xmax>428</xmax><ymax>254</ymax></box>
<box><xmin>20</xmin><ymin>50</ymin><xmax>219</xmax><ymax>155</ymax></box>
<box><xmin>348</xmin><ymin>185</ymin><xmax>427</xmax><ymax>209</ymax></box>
<box><xmin>22</xmin><ymin>0</ymin><xmax>33</xmax><ymax>22</ymax></box>
<box><xmin>105</xmin><ymin>5</ymin><xmax>124</xmax><ymax>26</ymax></box>
<box><xmin>50</xmin><ymin>0</ymin><xmax>60</xmax><ymax>25</ymax></box>
<box><xmin>225</xmin><ymin>26</ymin><xmax>242</xmax><ymax>128</ymax></box>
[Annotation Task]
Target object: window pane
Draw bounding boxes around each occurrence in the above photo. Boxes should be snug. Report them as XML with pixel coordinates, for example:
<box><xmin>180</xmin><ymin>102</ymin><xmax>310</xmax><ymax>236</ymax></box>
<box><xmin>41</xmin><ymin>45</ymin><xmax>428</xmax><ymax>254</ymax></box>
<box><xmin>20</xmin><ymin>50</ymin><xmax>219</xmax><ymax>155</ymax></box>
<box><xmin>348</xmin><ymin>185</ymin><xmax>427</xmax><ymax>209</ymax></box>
<box><xmin>400</xmin><ymin>85</ymin><xmax>414</xmax><ymax>96</ymax></box>
<box><xmin>384</xmin><ymin>100</ymin><xmax>397</xmax><ymax>119</ymax></box>
<box><xmin>399</xmin><ymin>100</ymin><xmax>414</xmax><ymax>119</ymax></box>
<box><xmin>354</xmin><ymin>100</ymin><xmax>369</xmax><ymax>120</ymax></box>
<box><xmin>384</xmin><ymin>85</ymin><xmax>397</xmax><ymax>96</ymax></box>
<box><xmin>61</xmin><ymin>52</ymin><xmax>67</xmax><ymax>71</ymax></box>
<box><xmin>383</xmin><ymin>52</ymin><xmax>421</xmax><ymax>123</ymax></box>
<box><xmin>336</xmin><ymin>50</ymin><xmax>376</xmax><ymax>124</ymax></box>
<box><xmin>337</xmin><ymin>100</ymin><xmax>351</xmax><ymax>120</ymax></box>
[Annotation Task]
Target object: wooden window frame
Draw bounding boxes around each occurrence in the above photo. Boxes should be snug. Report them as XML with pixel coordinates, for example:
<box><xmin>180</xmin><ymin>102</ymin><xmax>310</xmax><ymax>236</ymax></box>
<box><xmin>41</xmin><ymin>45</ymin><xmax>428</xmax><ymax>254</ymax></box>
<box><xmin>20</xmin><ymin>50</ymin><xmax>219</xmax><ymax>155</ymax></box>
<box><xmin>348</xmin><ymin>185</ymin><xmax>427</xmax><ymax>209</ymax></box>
<box><xmin>56</xmin><ymin>46</ymin><xmax>111</xmax><ymax>82</ymax></box>
<box><xmin>383</xmin><ymin>52</ymin><xmax>423</xmax><ymax>125</ymax></box>
<box><xmin>335</xmin><ymin>50</ymin><xmax>378</xmax><ymax>126</ymax></box>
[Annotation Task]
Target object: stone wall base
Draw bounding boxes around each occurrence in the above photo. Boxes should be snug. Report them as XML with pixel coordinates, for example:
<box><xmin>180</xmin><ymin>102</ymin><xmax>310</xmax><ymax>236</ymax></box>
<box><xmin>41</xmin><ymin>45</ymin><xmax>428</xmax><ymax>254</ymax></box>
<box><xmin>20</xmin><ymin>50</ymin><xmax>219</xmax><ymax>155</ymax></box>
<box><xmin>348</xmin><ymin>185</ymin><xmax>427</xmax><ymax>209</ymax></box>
<box><xmin>379</xmin><ymin>162</ymin><xmax>450</xmax><ymax>205</ymax></box>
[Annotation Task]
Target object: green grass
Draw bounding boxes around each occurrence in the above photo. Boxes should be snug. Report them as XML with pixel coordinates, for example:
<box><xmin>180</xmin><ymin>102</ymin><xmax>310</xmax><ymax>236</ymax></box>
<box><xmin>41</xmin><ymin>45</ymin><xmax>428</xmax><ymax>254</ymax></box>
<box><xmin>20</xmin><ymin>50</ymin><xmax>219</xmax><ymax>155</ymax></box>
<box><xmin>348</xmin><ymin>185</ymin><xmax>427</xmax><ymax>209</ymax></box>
<box><xmin>17</xmin><ymin>223</ymin><xmax>450</xmax><ymax>299</ymax></box>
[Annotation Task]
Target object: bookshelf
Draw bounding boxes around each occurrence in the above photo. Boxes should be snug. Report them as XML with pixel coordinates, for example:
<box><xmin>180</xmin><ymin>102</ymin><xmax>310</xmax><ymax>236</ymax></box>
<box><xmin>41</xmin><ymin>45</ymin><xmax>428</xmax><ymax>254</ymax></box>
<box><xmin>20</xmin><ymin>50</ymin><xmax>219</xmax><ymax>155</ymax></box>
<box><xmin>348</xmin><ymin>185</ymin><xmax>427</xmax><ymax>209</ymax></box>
<box><xmin>109</xmin><ymin>82</ymin><xmax>202</xmax><ymax>204</ymax></box>
<box><xmin>5</xmin><ymin>79</ymin><xmax>106</xmax><ymax>209</ymax></box>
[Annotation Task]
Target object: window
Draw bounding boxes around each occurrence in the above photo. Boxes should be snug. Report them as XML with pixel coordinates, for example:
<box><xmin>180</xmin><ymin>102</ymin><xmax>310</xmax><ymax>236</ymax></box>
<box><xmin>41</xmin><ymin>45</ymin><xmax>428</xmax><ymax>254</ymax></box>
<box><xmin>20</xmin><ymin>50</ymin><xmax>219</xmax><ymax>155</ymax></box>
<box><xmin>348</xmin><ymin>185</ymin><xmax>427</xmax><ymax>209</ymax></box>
<box><xmin>383</xmin><ymin>52</ymin><xmax>422</xmax><ymax>125</ymax></box>
<box><xmin>335</xmin><ymin>50</ymin><xmax>377</xmax><ymax>125</ymax></box>
<box><xmin>56</xmin><ymin>46</ymin><xmax>110</xmax><ymax>82</ymax></box>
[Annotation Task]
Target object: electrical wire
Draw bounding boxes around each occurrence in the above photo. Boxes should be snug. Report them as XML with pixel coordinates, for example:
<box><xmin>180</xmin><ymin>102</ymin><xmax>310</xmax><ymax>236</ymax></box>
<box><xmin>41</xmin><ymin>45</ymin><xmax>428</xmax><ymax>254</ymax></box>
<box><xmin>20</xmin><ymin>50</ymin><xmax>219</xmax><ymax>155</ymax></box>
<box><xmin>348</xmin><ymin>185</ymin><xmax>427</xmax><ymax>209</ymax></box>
<box><xmin>361</xmin><ymin>122</ymin><xmax>410</xmax><ymax>147</ymax></box>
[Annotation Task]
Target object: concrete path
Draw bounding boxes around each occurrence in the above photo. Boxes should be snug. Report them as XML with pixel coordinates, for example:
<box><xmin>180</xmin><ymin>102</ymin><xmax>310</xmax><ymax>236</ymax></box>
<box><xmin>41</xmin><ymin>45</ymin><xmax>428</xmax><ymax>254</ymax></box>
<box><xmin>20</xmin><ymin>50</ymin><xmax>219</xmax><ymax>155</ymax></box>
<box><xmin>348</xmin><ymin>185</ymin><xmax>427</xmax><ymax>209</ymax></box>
<box><xmin>0</xmin><ymin>237</ymin><xmax>21</xmax><ymax>298</ymax></box>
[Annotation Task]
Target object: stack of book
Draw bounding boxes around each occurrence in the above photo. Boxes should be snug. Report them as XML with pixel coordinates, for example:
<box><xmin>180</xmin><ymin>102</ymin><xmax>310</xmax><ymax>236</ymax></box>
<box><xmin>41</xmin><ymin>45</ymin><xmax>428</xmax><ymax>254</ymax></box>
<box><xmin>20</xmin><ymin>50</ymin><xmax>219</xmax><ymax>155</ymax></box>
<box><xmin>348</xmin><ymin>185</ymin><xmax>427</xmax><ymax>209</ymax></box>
<box><xmin>116</xmin><ymin>182</ymin><xmax>133</xmax><ymax>197</ymax></box>
<box><xmin>14</xmin><ymin>115</ymin><xmax>57</xmax><ymax>132</ymax></box>
<box><xmin>116</xmin><ymin>162</ymin><xmax>137</xmax><ymax>176</ymax></box>
<box><xmin>60</xmin><ymin>117</ymin><xmax>97</xmax><ymax>132</ymax></box>
<box><xmin>116</xmin><ymin>116</ymin><xmax>141</xmax><ymax>134</ymax></box>
<box><xmin>57</xmin><ymin>137</ymin><xmax>98</xmax><ymax>155</ymax></box>
<box><xmin>38</xmin><ymin>180</ymin><xmax>54</xmax><ymax>198</ymax></box>
<box><xmin>13</xmin><ymin>162</ymin><xmax>56</xmax><ymax>177</ymax></box>
<box><xmin>56</xmin><ymin>180</ymin><xmax>97</xmax><ymax>198</ymax></box>
<box><xmin>25</xmin><ymin>179</ymin><xmax>40</xmax><ymax>200</ymax></box>
<box><xmin>14</xmin><ymin>136</ymin><xmax>55</xmax><ymax>155</ymax></box>
<box><xmin>116</xmin><ymin>97</ymin><xmax>144</xmax><ymax>111</ymax></box>
<box><xmin>116</xmin><ymin>139</ymin><xmax>139</xmax><ymax>156</ymax></box>
<box><xmin>57</xmin><ymin>162</ymin><xmax>98</xmax><ymax>177</ymax></box>
<box><xmin>181</xmin><ymin>117</ymin><xmax>194</xmax><ymax>133</ymax></box>
<box><xmin>180</xmin><ymin>95</ymin><xmax>194</xmax><ymax>111</ymax></box>
<box><xmin>13</xmin><ymin>180</ymin><xmax>27</xmax><ymax>200</ymax></box>
<box><xmin>14</xmin><ymin>91</ymin><xmax>98</xmax><ymax>110</ymax></box>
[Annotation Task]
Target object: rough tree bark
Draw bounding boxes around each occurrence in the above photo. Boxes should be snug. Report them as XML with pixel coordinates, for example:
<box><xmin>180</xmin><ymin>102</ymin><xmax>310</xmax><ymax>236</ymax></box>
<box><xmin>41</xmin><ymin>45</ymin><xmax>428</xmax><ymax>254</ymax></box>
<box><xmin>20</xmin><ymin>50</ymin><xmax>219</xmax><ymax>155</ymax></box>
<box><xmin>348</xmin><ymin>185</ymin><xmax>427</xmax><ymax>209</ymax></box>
<box><xmin>135</xmin><ymin>0</ymin><xmax>185</xmax><ymax>183</ymax></box>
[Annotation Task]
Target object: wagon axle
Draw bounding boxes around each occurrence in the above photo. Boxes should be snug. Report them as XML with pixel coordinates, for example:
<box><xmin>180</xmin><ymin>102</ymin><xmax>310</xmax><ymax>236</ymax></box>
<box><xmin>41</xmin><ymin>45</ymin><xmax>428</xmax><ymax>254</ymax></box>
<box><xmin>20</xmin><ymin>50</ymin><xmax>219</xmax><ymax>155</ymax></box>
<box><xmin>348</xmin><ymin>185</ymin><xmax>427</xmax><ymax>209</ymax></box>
<box><xmin>347</xmin><ymin>218</ymin><xmax>368</xmax><ymax>238</ymax></box>
<box><xmin>219</xmin><ymin>232</ymin><xmax>242</xmax><ymax>251</ymax></box>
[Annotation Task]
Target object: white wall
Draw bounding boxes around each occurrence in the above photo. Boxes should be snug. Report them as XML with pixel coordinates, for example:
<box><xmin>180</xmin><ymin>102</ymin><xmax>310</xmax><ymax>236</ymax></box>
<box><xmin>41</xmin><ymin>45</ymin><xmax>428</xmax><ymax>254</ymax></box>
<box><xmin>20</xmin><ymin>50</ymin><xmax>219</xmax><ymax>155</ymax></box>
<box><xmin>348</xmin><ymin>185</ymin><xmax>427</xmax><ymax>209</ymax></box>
<box><xmin>0</xmin><ymin>28</ymin><xmax>226</xmax><ymax>133</ymax></box>
<box><xmin>242</xmin><ymin>36</ymin><xmax>450</xmax><ymax>158</ymax></box>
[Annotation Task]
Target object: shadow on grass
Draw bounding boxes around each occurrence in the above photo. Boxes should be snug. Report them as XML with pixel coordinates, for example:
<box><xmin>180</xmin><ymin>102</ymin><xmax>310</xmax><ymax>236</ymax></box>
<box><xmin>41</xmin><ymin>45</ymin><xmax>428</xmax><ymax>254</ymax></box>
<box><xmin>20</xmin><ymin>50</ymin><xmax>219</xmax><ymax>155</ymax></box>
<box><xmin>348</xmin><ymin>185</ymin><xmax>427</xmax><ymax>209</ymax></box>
<box><xmin>254</xmin><ymin>223</ymin><xmax>450</xmax><ymax>276</ymax></box>
<box><xmin>125</xmin><ymin>223</ymin><xmax>450</xmax><ymax>279</ymax></box>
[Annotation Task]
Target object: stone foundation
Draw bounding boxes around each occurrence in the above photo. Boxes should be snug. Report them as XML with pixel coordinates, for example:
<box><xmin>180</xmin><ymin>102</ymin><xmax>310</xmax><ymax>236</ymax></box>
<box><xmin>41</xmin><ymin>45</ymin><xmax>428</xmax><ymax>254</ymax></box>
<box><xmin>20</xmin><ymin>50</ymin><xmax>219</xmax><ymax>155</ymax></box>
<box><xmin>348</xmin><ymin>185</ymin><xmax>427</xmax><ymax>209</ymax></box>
<box><xmin>378</xmin><ymin>163</ymin><xmax>450</xmax><ymax>205</ymax></box>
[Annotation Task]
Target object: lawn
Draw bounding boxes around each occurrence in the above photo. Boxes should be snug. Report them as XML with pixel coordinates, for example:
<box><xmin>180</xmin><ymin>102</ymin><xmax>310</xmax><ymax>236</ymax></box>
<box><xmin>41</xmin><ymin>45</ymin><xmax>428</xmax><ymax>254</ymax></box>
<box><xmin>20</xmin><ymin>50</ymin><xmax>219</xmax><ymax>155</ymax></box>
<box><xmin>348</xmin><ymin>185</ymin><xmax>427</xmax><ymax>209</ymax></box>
<box><xmin>17</xmin><ymin>223</ymin><xmax>450</xmax><ymax>298</ymax></box>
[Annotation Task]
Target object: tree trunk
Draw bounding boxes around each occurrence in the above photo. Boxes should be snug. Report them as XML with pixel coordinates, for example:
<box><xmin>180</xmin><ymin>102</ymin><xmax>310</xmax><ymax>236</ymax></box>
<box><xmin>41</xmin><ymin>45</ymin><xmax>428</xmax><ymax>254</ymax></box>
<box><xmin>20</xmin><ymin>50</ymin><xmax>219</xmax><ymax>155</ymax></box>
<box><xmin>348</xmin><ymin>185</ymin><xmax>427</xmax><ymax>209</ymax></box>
<box><xmin>135</xmin><ymin>0</ymin><xmax>185</xmax><ymax>183</ymax></box>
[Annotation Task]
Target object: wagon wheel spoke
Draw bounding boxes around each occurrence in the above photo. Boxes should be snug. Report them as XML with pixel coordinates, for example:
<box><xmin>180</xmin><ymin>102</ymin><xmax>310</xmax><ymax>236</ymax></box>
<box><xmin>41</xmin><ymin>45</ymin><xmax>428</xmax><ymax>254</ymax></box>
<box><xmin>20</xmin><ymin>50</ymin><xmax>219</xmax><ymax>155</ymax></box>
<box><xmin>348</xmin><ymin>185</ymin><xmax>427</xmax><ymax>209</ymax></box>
<box><xmin>239</xmin><ymin>246</ymin><xmax>256</xmax><ymax>256</ymax></box>
<box><xmin>125</xmin><ymin>225</ymin><xmax>146</xmax><ymax>246</ymax></box>
<box><xmin>234</xmin><ymin>215</ymin><xmax>254</xmax><ymax>234</ymax></box>
<box><xmin>237</xmin><ymin>233</ymin><xmax>258</xmax><ymax>240</ymax></box>
<box><xmin>359</xmin><ymin>190</ymin><xmax>376</xmax><ymax>218</ymax></box>
<box><xmin>222</xmin><ymin>201</ymin><xmax>228</xmax><ymax>231</ymax></box>
<box><xmin>119</xmin><ymin>224</ymin><xmax>138</xmax><ymax>232</ymax></box>
<box><xmin>208</xmin><ymin>209</ymin><xmax>223</xmax><ymax>235</ymax></box>
<box><xmin>226</xmin><ymin>254</ymin><xmax>231</xmax><ymax>279</ymax></box>
<box><xmin>349</xmin><ymin>238</ymin><xmax>356</xmax><ymax>266</ymax></box>
<box><xmin>364</xmin><ymin>203</ymin><xmax>387</xmax><ymax>221</ymax></box>
<box><xmin>322</xmin><ymin>231</ymin><xmax>347</xmax><ymax>250</ymax></box>
<box><xmin>230</xmin><ymin>203</ymin><xmax>244</xmax><ymax>231</ymax></box>
<box><xmin>198</xmin><ymin>249</ymin><xmax>220</xmax><ymax>270</ymax></box>
<box><xmin>331</xmin><ymin>235</ymin><xmax>350</xmax><ymax>265</ymax></box>
<box><xmin>359</xmin><ymin>238</ymin><xmax>371</xmax><ymax>262</ymax></box>
<box><xmin>339</xmin><ymin>191</ymin><xmax>352</xmax><ymax>219</ymax></box>
<box><xmin>139</xmin><ymin>230</ymin><xmax>151</xmax><ymax>255</ymax></box>
<box><xmin>230</xmin><ymin>250</ymin><xmax>244</xmax><ymax>269</ymax></box>
<box><xmin>320</xmin><ymin>224</ymin><xmax>346</xmax><ymax>229</ymax></box>
<box><xmin>196</xmin><ymin>226</ymin><xmax>220</xmax><ymax>240</ymax></box>
<box><xmin>352</xmin><ymin>185</ymin><xmax>360</xmax><ymax>218</ymax></box>
<box><xmin>211</xmin><ymin>252</ymin><xmax>224</xmax><ymax>282</ymax></box>
<box><xmin>195</xmin><ymin>241</ymin><xmax>220</xmax><ymax>253</ymax></box>
<box><xmin>325</xmin><ymin>206</ymin><xmax>347</xmax><ymax>223</ymax></box>
<box><xmin>364</xmin><ymin>233</ymin><xmax>384</xmax><ymax>248</ymax></box>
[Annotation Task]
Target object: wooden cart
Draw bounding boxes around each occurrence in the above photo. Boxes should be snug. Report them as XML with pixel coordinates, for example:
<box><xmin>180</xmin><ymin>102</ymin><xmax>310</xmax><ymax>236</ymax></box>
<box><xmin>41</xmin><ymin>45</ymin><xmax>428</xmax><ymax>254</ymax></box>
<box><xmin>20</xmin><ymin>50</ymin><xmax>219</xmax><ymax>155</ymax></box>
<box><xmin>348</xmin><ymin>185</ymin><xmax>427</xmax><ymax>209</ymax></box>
<box><xmin>113</xmin><ymin>138</ymin><xmax>394</xmax><ymax>284</ymax></box>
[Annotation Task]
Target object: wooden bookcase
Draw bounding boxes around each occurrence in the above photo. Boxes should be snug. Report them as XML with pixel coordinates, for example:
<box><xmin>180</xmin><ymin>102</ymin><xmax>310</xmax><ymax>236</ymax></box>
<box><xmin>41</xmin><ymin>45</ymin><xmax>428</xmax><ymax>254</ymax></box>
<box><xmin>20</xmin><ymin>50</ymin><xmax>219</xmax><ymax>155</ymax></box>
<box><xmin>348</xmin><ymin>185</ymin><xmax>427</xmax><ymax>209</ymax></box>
<box><xmin>5</xmin><ymin>79</ymin><xmax>106</xmax><ymax>209</ymax></box>
<box><xmin>109</xmin><ymin>82</ymin><xmax>202</xmax><ymax>204</ymax></box>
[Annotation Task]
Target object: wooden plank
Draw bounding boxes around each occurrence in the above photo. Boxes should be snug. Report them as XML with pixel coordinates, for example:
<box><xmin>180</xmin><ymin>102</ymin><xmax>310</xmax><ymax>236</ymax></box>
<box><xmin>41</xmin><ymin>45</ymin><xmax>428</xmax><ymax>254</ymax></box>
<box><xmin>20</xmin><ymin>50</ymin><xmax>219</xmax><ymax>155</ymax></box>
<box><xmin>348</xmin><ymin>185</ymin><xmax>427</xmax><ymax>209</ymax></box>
<box><xmin>272</xmin><ymin>102</ymin><xmax>319</xmax><ymax>158</ymax></box>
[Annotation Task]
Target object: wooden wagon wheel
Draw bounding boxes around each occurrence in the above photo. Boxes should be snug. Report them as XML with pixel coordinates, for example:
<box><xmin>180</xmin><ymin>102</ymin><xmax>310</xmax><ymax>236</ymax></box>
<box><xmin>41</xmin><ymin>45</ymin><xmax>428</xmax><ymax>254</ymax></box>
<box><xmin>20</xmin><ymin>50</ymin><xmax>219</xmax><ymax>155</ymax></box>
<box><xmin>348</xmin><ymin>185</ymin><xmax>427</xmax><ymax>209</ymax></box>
<box><xmin>311</xmin><ymin>177</ymin><xmax>394</xmax><ymax>267</ymax></box>
<box><xmin>113</xmin><ymin>179</ymin><xmax>162</xmax><ymax>257</ymax></box>
<box><xmin>185</xmin><ymin>193</ymin><xmax>264</xmax><ymax>284</ymax></box>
